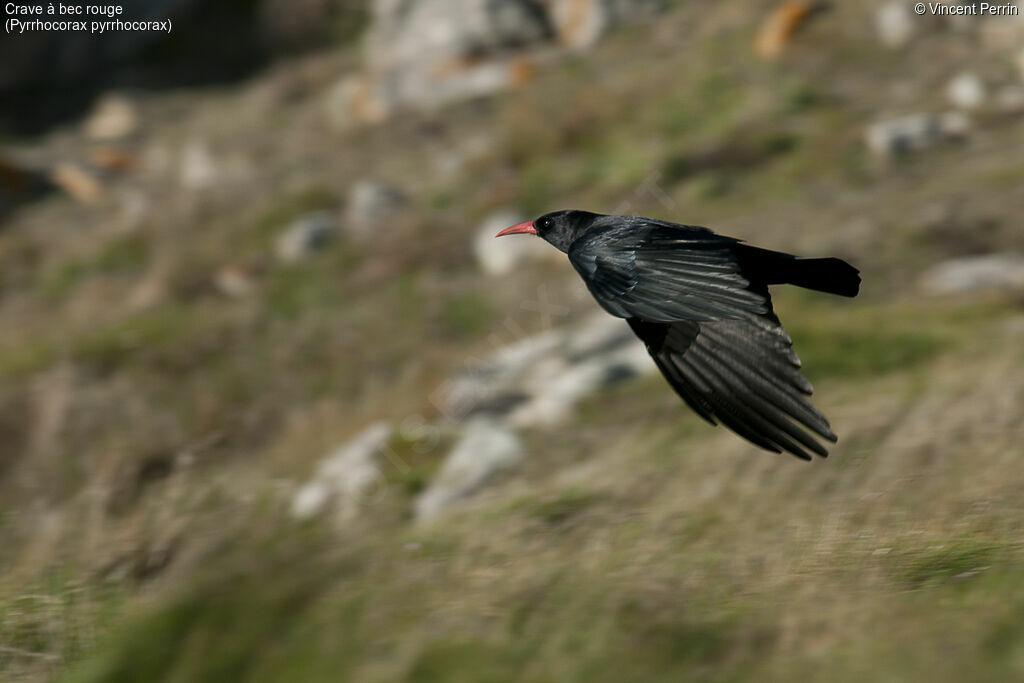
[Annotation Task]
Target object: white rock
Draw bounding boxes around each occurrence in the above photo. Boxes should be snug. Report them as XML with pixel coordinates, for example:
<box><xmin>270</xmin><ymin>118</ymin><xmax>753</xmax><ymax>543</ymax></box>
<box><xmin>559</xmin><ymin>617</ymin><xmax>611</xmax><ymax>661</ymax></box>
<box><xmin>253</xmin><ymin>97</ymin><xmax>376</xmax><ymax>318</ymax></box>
<box><xmin>473</xmin><ymin>210</ymin><xmax>554</xmax><ymax>276</ymax></box>
<box><xmin>291</xmin><ymin>422</ymin><xmax>392</xmax><ymax>521</ymax></box>
<box><xmin>180</xmin><ymin>142</ymin><xmax>218</xmax><ymax>190</ymax></box>
<box><xmin>275</xmin><ymin>211</ymin><xmax>338</xmax><ymax>263</ymax></box>
<box><xmin>946</xmin><ymin>73</ymin><xmax>985</xmax><ymax>110</ymax></box>
<box><xmin>875</xmin><ymin>2</ymin><xmax>913</xmax><ymax>48</ymax></box>
<box><xmin>921</xmin><ymin>254</ymin><xmax>1024</xmax><ymax>295</ymax></box>
<box><xmin>414</xmin><ymin>419</ymin><xmax>524</xmax><ymax>521</ymax></box>
<box><xmin>344</xmin><ymin>180</ymin><xmax>409</xmax><ymax>237</ymax></box>
<box><xmin>84</xmin><ymin>93</ymin><xmax>138</xmax><ymax>141</ymax></box>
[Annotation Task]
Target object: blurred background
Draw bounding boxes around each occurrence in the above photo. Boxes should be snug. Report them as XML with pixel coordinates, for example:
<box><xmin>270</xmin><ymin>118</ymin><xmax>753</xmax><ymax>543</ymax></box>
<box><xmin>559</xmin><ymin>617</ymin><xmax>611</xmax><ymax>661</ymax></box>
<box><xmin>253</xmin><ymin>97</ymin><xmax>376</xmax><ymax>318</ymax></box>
<box><xmin>2</xmin><ymin>0</ymin><xmax>1024</xmax><ymax>680</ymax></box>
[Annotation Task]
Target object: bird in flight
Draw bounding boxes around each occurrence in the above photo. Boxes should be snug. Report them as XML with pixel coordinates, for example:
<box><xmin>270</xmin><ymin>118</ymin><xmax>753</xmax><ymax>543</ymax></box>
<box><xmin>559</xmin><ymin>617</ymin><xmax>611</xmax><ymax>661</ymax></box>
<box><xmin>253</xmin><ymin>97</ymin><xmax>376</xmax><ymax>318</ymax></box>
<box><xmin>496</xmin><ymin>210</ymin><xmax>860</xmax><ymax>461</ymax></box>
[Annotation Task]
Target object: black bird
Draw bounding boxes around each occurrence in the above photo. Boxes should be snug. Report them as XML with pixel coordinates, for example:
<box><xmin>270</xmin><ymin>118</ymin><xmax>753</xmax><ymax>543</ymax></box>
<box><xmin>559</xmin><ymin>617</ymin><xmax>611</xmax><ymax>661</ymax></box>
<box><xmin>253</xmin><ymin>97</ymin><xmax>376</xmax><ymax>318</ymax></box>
<box><xmin>496</xmin><ymin>210</ymin><xmax>860</xmax><ymax>461</ymax></box>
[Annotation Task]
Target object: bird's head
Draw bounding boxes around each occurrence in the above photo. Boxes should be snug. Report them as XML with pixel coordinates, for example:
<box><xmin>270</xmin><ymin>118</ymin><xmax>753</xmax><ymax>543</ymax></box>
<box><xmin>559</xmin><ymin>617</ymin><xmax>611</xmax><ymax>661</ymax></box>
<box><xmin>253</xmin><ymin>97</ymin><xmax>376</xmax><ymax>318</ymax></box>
<box><xmin>495</xmin><ymin>210</ymin><xmax>604</xmax><ymax>253</ymax></box>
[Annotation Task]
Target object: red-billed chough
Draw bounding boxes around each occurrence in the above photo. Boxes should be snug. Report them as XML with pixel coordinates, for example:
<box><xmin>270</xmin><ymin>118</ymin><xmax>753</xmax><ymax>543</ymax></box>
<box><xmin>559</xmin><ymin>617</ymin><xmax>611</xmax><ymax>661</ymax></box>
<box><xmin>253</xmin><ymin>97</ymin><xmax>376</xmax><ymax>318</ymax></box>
<box><xmin>496</xmin><ymin>210</ymin><xmax>860</xmax><ymax>460</ymax></box>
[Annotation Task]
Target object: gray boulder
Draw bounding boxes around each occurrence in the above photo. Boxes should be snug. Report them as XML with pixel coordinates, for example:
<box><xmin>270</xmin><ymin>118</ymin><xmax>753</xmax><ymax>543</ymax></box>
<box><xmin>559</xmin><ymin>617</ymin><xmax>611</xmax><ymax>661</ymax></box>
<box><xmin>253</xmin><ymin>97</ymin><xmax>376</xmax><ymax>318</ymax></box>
<box><xmin>275</xmin><ymin>211</ymin><xmax>338</xmax><ymax>263</ymax></box>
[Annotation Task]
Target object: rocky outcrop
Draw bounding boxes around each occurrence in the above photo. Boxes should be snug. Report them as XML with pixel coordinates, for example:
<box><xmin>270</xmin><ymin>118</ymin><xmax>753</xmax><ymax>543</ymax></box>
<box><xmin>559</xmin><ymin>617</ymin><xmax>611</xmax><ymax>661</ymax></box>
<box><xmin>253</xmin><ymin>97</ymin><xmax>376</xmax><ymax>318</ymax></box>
<box><xmin>330</xmin><ymin>0</ymin><xmax>665</xmax><ymax>124</ymax></box>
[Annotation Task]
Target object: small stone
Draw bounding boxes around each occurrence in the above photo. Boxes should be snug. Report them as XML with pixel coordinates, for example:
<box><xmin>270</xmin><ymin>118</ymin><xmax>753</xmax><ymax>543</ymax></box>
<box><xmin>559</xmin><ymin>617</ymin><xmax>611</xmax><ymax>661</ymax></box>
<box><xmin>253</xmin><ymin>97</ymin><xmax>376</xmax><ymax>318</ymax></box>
<box><xmin>291</xmin><ymin>422</ymin><xmax>392</xmax><ymax>521</ymax></box>
<box><xmin>215</xmin><ymin>264</ymin><xmax>258</xmax><ymax>298</ymax></box>
<box><xmin>180</xmin><ymin>142</ymin><xmax>218</xmax><ymax>190</ymax></box>
<box><xmin>946</xmin><ymin>73</ymin><xmax>984</xmax><ymax>110</ymax></box>
<box><xmin>473</xmin><ymin>210</ymin><xmax>553</xmax><ymax>276</ymax></box>
<box><xmin>414</xmin><ymin>419</ymin><xmax>524</xmax><ymax>522</ymax></box>
<box><xmin>921</xmin><ymin>254</ymin><xmax>1024</xmax><ymax>295</ymax></box>
<box><xmin>275</xmin><ymin>211</ymin><xmax>338</xmax><ymax>263</ymax></box>
<box><xmin>344</xmin><ymin>180</ymin><xmax>409</xmax><ymax>237</ymax></box>
<box><xmin>875</xmin><ymin>2</ymin><xmax>913</xmax><ymax>48</ymax></box>
<box><xmin>84</xmin><ymin>94</ymin><xmax>138</xmax><ymax>141</ymax></box>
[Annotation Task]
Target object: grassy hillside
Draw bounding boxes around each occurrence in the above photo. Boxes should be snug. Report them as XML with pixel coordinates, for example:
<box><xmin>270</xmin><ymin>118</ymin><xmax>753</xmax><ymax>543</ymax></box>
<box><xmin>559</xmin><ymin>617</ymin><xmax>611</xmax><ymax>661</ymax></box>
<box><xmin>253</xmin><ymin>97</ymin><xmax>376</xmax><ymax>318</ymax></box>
<box><xmin>2</xmin><ymin>1</ymin><xmax>1024</xmax><ymax>681</ymax></box>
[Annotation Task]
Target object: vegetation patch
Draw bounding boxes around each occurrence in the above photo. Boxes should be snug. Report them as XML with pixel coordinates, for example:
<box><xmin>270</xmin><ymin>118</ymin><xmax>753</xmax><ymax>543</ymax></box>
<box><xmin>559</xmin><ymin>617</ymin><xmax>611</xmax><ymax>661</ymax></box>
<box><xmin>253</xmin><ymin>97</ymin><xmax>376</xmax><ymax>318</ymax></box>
<box><xmin>529</xmin><ymin>489</ymin><xmax>601</xmax><ymax>527</ymax></box>
<box><xmin>892</xmin><ymin>541</ymin><xmax>1002</xmax><ymax>590</ymax></box>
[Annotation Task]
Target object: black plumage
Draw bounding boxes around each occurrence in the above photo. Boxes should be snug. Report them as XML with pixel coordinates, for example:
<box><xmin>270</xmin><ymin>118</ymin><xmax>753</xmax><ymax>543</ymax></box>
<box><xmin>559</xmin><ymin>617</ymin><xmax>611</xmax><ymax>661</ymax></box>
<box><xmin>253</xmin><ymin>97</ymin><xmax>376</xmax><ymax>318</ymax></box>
<box><xmin>496</xmin><ymin>210</ymin><xmax>861</xmax><ymax>460</ymax></box>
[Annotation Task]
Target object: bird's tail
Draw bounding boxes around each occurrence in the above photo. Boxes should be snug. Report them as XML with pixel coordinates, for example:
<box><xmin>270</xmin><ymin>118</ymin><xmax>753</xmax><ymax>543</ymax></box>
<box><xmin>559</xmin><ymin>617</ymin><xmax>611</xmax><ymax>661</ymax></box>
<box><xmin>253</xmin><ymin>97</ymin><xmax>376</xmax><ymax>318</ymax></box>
<box><xmin>733</xmin><ymin>245</ymin><xmax>861</xmax><ymax>298</ymax></box>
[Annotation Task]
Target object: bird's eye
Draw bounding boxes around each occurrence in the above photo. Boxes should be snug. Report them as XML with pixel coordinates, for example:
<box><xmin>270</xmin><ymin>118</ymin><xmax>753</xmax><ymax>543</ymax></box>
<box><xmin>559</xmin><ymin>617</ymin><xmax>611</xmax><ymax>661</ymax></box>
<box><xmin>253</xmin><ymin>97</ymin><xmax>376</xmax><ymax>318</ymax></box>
<box><xmin>540</xmin><ymin>218</ymin><xmax>553</xmax><ymax>231</ymax></box>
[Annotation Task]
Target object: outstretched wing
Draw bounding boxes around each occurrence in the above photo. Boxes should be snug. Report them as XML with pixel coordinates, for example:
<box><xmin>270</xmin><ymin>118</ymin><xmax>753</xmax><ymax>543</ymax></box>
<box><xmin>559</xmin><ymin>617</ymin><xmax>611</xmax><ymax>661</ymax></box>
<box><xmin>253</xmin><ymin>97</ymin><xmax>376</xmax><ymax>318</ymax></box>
<box><xmin>628</xmin><ymin>312</ymin><xmax>837</xmax><ymax>460</ymax></box>
<box><xmin>568</xmin><ymin>223</ymin><xmax>769</xmax><ymax>323</ymax></box>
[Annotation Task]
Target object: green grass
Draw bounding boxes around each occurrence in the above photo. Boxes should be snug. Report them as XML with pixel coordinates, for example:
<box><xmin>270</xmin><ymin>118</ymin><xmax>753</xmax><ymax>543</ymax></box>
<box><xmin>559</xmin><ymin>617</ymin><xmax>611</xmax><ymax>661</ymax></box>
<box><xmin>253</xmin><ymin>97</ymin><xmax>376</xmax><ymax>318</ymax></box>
<box><xmin>264</xmin><ymin>264</ymin><xmax>345</xmax><ymax>320</ymax></box>
<box><xmin>439</xmin><ymin>293</ymin><xmax>494</xmax><ymax>341</ymax></box>
<box><xmin>37</xmin><ymin>235</ymin><xmax>149</xmax><ymax>301</ymax></box>
<box><xmin>0</xmin><ymin>570</ymin><xmax>128</xmax><ymax>678</ymax></box>
<box><xmin>776</xmin><ymin>297</ymin><xmax>970</xmax><ymax>382</ymax></box>
<box><xmin>383</xmin><ymin>429</ymin><xmax>454</xmax><ymax>499</ymax></box>
<box><xmin>528</xmin><ymin>489</ymin><xmax>600</xmax><ymax>527</ymax></box>
<box><xmin>69</xmin><ymin>303</ymin><xmax>229</xmax><ymax>376</ymax></box>
<box><xmin>794</xmin><ymin>326</ymin><xmax>947</xmax><ymax>381</ymax></box>
<box><xmin>894</xmin><ymin>542</ymin><xmax>1003</xmax><ymax>590</ymax></box>
<box><xmin>0</xmin><ymin>341</ymin><xmax>57</xmax><ymax>380</ymax></box>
